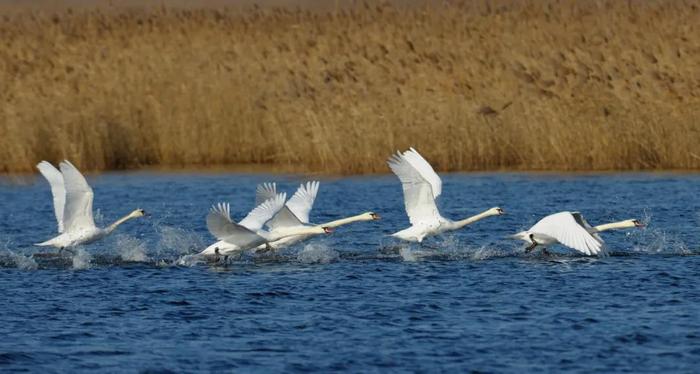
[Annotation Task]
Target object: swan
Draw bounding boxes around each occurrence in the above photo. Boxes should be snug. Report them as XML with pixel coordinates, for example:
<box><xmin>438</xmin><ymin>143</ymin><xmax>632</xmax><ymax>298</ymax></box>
<box><xmin>251</xmin><ymin>181</ymin><xmax>380</xmax><ymax>251</ymax></box>
<box><xmin>199</xmin><ymin>193</ymin><xmax>333</xmax><ymax>257</ymax></box>
<box><xmin>35</xmin><ymin>160</ymin><xmax>145</xmax><ymax>251</ymax></box>
<box><xmin>387</xmin><ymin>148</ymin><xmax>504</xmax><ymax>243</ymax></box>
<box><xmin>511</xmin><ymin>211</ymin><xmax>645</xmax><ymax>256</ymax></box>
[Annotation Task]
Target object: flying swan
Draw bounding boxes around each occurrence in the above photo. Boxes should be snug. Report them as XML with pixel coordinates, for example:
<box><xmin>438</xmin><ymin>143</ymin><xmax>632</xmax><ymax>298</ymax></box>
<box><xmin>35</xmin><ymin>160</ymin><xmax>145</xmax><ymax>251</ymax></box>
<box><xmin>251</xmin><ymin>181</ymin><xmax>380</xmax><ymax>251</ymax></box>
<box><xmin>199</xmin><ymin>192</ymin><xmax>333</xmax><ymax>258</ymax></box>
<box><xmin>511</xmin><ymin>211</ymin><xmax>645</xmax><ymax>256</ymax></box>
<box><xmin>387</xmin><ymin>148</ymin><xmax>504</xmax><ymax>243</ymax></box>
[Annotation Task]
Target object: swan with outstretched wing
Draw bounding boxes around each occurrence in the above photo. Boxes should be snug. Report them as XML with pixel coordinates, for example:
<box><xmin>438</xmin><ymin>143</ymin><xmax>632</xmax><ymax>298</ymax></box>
<box><xmin>388</xmin><ymin>148</ymin><xmax>504</xmax><ymax>243</ymax></box>
<box><xmin>200</xmin><ymin>192</ymin><xmax>333</xmax><ymax>257</ymax></box>
<box><xmin>251</xmin><ymin>181</ymin><xmax>380</xmax><ymax>251</ymax></box>
<box><xmin>511</xmin><ymin>211</ymin><xmax>645</xmax><ymax>256</ymax></box>
<box><xmin>35</xmin><ymin>160</ymin><xmax>145</xmax><ymax>251</ymax></box>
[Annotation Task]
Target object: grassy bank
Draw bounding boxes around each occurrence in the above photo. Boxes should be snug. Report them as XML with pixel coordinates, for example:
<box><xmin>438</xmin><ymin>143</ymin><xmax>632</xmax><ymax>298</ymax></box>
<box><xmin>1</xmin><ymin>1</ymin><xmax>699</xmax><ymax>174</ymax></box>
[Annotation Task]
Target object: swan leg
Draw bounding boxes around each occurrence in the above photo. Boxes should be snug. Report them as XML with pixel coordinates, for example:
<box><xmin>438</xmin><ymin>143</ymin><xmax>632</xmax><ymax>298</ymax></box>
<box><xmin>541</xmin><ymin>248</ymin><xmax>550</xmax><ymax>256</ymax></box>
<box><xmin>58</xmin><ymin>247</ymin><xmax>76</xmax><ymax>256</ymax></box>
<box><xmin>213</xmin><ymin>248</ymin><xmax>227</xmax><ymax>265</ymax></box>
<box><xmin>525</xmin><ymin>242</ymin><xmax>538</xmax><ymax>253</ymax></box>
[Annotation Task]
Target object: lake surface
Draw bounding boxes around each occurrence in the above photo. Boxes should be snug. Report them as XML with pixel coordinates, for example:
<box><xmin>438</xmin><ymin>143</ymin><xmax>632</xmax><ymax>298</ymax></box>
<box><xmin>1</xmin><ymin>172</ymin><xmax>699</xmax><ymax>372</ymax></box>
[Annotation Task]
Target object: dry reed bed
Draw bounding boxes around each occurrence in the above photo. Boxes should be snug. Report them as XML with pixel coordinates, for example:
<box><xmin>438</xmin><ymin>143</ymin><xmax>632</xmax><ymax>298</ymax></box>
<box><xmin>1</xmin><ymin>1</ymin><xmax>699</xmax><ymax>174</ymax></box>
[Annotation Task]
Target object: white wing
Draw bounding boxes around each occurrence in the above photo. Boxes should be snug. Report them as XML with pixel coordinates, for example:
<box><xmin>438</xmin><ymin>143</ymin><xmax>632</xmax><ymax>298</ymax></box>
<box><xmin>387</xmin><ymin>149</ymin><xmax>441</xmax><ymax>225</ymax></box>
<box><xmin>402</xmin><ymin>148</ymin><xmax>442</xmax><ymax>199</ymax></box>
<box><xmin>571</xmin><ymin>212</ymin><xmax>603</xmax><ymax>242</ymax></box>
<box><xmin>286</xmin><ymin>181</ymin><xmax>319</xmax><ymax>224</ymax></box>
<box><xmin>266</xmin><ymin>207</ymin><xmax>304</xmax><ymax>231</ymax></box>
<box><xmin>255</xmin><ymin>182</ymin><xmax>277</xmax><ymax>206</ymax></box>
<box><xmin>36</xmin><ymin>161</ymin><xmax>66</xmax><ymax>233</ymax></box>
<box><xmin>530</xmin><ymin>212</ymin><xmax>604</xmax><ymax>255</ymax></box>
<box><xmin>206</xmin><ymin>203</ymin><xmax>266</xmax><ymax>248</ymax></box>
<box><xmin>59</xmin><ymin>161</ymin><xmax>96</xmax><ymax>232</ymax></box>
<box><xmin>239</xmin><ymin>192</ymin><xmax>287</xmax><ymax>231</ymax></box>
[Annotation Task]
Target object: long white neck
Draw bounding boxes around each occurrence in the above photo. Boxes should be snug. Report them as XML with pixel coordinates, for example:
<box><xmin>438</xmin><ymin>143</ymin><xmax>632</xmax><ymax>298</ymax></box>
<box><xmin>322</xmin><ymin>214</ymin><xmax>369</xmax><ymax>228</ymax></box>
<box><xmin>105</xmin><ymin>213</ymin><xmax>139</xmax><ymax>234</ymax></box>
<box><xmin>590</xmin><ymin>221</ymin><xmax>633</xmax><ymax>233</ymax></box>
<box><xmin>268</xmin><ymin>226</ymin><xmax>323</xmax><ymax>241</ymax></box>
<box><xmin>449</xmin><ymin>210</ymin><xmax>497</xmax><ymax>230</ymax></box>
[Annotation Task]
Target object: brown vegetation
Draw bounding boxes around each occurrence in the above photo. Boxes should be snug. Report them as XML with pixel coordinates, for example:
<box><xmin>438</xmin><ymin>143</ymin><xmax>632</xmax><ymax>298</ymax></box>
<box><xmin>1</xmin><ymin>1</ymin><xmax>700</xmax><ymax>174</ymax></box>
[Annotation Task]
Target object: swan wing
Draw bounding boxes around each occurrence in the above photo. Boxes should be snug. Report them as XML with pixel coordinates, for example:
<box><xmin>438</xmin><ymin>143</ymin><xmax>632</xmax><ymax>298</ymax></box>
<box><xmin>285</xmin><ymin>181</ymin><xmax>319</xmax><ymax>224</ymax></box>
<box><xmin>36</xmin><ymin>161</ymin><xmax>66</xmax><ymax>233</ymax></box>
<box><xmin>266</xmin><ymin>207</ymin><xmax>304</xmax><ymax>231</ymax></box>
<box><xmin>571</xmin><ymin>211</ymin><xmax>603</xmax><ymax>242</ymax></box>
<box><xmin>206</xmin><ymin>203</ymin><xmax>265</xmax><ymax>246</ymax></box>
<box><xmin>59</xmin><ymin>161</ymin><xmax>96</xmax><ymax>232</ymax></box>
<box><xmin>255</xmin><ymin>182</ymin><xmax>277</xmax><ymax>206</ymax></box>
<box><xmin>387</xmin><ymin>149</ymin><xmax>441</xmax><ymax>225</ymax></box>
<box><xmin>531</xmin><ymin>212</ymin><xmax>604</xmax><ymax>255</ymax></box>
<box><xmin>401</xmin><ymin>148</ymin><xmax>442</xmax><ymax>199</ymax></box>
<box><xmin>239</xmin><ymin>192</ymin><xmax>287</xmax><ymax>231</ymax></box>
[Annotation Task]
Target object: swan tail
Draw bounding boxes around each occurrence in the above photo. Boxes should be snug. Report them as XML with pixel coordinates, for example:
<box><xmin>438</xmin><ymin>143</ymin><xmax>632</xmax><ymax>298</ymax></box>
<box><xmin>35</xmin><ymin>236</ymin><xmax>61</xmax><ymax>247</ymax></box>
<box><xmin>34</xmin><ymin>239</ymin><xmax>56</xmax><ymax>247</ymax></box>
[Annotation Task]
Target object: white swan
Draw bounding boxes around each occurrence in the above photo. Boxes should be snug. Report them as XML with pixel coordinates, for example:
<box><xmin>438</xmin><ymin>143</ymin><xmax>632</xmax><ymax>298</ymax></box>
<box><xmin>511</xmin><ymin>211</ymin><xmax>645</xmax><ymax>256</ymax></box>
<box><xmin>387</xmin><ymin>148</ymin><xmax>504</xmax><ymax>242</ymax></box>
<box><xmin>199</xmin><ymin>193</ymin><xmax>333</xmax><ymax>257</ymax></box>
<box><xmin>35</xmin><ymin>160</ymin><xmax>145</xmax><ymax>250</ymax></box>
<box><xmin>251</xmin><ymin>181</ymin><xmax>380</xmax><ymax>251</ymax></box>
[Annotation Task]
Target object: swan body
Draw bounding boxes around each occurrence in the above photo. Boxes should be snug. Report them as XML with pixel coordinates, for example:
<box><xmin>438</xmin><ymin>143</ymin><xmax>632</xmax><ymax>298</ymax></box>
<box><xmin>200</xmin><ymin>193</ymin><xmax>333</xmax><ymax>256</ymax></box>
<box><xmin>251</xmin><ymin>182</ymin><xmax>380</xmax><ymax>251</ymax></box>
<box><xmin>35</xmin><ymin>161</ymin><xmax>145</xmax><ymax>249</ymax></box>
<box><xmin>511</xmin><ymin>211</ymin><xmax>644</xmax><ymax>256</ymax></box>
<box><xmin>387</xmin><ymin>148</ymin><xmax>504</xmax><ymax>243</ymax></box>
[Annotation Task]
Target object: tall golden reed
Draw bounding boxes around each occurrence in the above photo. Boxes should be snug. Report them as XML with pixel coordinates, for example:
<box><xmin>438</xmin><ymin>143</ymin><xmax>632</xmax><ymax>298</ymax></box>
<box><xmin>1</xmin><ymin>1</ymin><xmax>699</xmax><ymax>174</ymax></box>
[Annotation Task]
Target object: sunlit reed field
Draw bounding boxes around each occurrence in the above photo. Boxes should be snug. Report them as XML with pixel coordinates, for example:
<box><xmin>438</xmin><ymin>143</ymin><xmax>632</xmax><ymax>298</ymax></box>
<box><xmin>1</xmin><ymin>1</ymin><xmax>699</xmax><ymax>174</ymax></box>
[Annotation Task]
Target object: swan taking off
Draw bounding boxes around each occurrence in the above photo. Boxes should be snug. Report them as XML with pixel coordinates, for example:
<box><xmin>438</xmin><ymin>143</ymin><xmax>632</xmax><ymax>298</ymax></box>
<box><xmin>387</xmin><ymin>148</ymin><xmax>504</xmax><ymax>243</ymax></box>
<box><xmin>35</xmin><ymin>160</ymin><xmax>145</xmax><ymax>250</ymax></box>
<box><xmin>200</xmin><ymin>192</ymin><xmax>333</xmax><ymax>257</ymax></box>
<box><xmin>252</xmin><ymin>181</ymin><xmax>380</xmax><ymax>251</ymax></box>
<box><xmin>511</xmin><ymin>211</ymin><xmax>645</xmax><ymax>256</ymax></box>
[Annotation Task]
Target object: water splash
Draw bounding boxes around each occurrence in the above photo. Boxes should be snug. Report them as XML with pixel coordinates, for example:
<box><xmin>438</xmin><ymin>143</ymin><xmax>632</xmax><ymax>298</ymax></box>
<box><xmin>5</xmin><ymin>249</ymin><xmax>38</xmax><ymax>270</ymax></box>
<box><xmin>155</xmin><ymin>225</ymin><xmax>205</xmax><ymax>258</ymax></box>
<box><xmin>297</xmin><ymin>243</ymin><xmax>339</xmax><ymax>264</ymax></box>
<box><xmin>114</xmin><ymin>234</ymin><xmax>149</xmax><ymax>262</ymax></box>
<box><xmin>399</xmin><ymin>246</ymin><xmax>418</xmax><ymax>262</ymax></box>
<box><xmin>71</xmin><ymin>247</ymin><xmax>93</xmax><ymax>270</ymax></box>
<box><xmin>175</xmin><ymin>254</ymin><xmax>206</xmax><ymax>267</ymax></box>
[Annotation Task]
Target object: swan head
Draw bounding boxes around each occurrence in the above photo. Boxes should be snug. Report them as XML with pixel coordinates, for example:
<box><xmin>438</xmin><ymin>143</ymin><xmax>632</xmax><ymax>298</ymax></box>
<box><xmin>359</xmin><ymin>212</ymin><xmax>381</xmax><ymax>221</ymax></box>
<box><xmin>130</xmin><ymin>209</ymin><xmax>146</xmax><ymax>218</ymax></box>
<box><xmin>322</xmin><ymin>226</ymin><xmax>333</xmax><ymax>234</ymax></box>
<box><xmin>488</xmin><ymin>207</ymin><xmax>505</xmax><ymax>216</ymax></box>
<box><xmin>621</xmin><ymin>219</ymin><xmax>645</xmax><ymax>228</ymax></box>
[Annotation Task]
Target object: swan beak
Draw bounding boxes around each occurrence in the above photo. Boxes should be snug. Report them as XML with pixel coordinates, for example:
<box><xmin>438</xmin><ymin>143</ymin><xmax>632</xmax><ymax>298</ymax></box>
<box><xmin>633</xmin><ymin>220</ymin><xmax>645</xmax><ymax>228</ymax></box>
<box><xmin>496</xmin><ymin>208</ymin><xmax>505</xmax><ymax>215</ymax></box>
<box><xmin>370</xmin><ymin>213</ymin><xmax>381</xmax><ymax>220</ymax></box>
<box><xmin>323</xmin><ymin>227</ymin><xmax>334</xmax><ymax>234</ymax></box>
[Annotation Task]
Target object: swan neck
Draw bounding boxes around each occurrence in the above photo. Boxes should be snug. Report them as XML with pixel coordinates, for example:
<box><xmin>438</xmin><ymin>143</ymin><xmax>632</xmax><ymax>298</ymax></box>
<box><xmin>272</xmin><ymin>226</ymin><xmax>319</xmax><ymax>240</ymax></box>
<box><xmin>452</xmin><ymin>210</ymin><xmax>494</xmax><ymax>230</ymax></box>
<box><xmin>322</xmin><ymin>214</ymin><xmax>366</xmax><ymax>228</ymax></box>
<box><xmin>591</xmin><ymin>221</ymin><xmax>630</xmax><ymax>233</ymax></box>
<box><xmin>106</xmin><ymin>213</ymin><xmax>137</xmax><ymax>234</ymax></box>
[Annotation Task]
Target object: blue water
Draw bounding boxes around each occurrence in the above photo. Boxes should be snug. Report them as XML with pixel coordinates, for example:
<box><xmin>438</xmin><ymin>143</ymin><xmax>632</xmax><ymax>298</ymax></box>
<box><xmin>1</xmin><ymin>172</ymin><xmax>699</xmax><ymax>372</ymax></box>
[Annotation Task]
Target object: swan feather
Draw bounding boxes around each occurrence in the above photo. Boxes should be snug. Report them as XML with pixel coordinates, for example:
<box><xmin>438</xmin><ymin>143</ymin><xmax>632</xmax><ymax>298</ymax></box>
<box><xmin>36</xmin><ymin>161</ymin><xmax>66</xmax><ymax>233</ymax></box>
<box><xmin>530</xmin><ymin>211</ymin><xmax>605</xmax><ymax>255</ymax></box>
<box><xmin>59</xmin><ymin>161</ymin><xmax>96</xmax><ymax>232</ymax></box>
